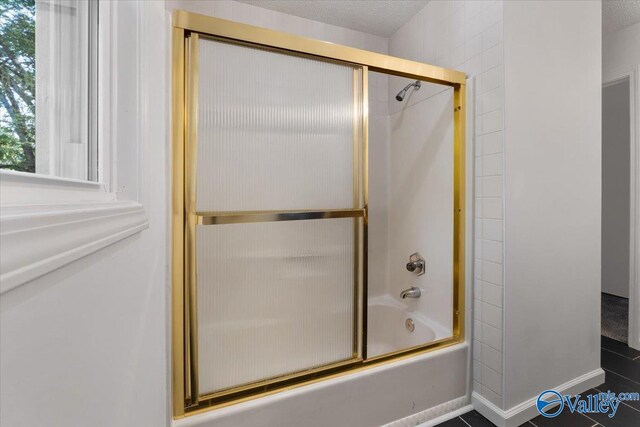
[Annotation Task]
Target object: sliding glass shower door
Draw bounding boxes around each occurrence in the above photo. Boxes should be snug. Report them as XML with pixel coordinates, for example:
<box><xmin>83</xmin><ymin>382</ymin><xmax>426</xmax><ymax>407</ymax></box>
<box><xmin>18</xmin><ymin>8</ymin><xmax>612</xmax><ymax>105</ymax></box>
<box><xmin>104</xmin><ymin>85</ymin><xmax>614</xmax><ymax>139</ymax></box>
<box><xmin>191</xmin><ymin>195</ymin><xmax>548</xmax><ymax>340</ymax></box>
<box><xmin>188</xmin><ymin>35</ymin><xmax>365</xmax><ymax>398</ymax></box>
<box><xmin>173</xmin><ymin>14</ymin><xmax>466</xmax><ymax>416</ymax></box>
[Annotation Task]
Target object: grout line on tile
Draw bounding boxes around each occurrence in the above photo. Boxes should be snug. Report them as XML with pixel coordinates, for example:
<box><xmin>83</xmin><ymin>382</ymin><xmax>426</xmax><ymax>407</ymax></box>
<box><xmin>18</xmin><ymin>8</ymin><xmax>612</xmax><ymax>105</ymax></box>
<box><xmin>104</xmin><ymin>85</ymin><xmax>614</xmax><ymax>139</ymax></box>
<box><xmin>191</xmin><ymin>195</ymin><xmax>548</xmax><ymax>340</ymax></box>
<box><xmin>480</xmin><ymin>299</ymin><xmax>502</xmax><ymax>310</ymax></box>
<box><xmin>459</xmin><ymin>416</ymin><xmax>472</xmax><ymax>427</ymax></box>
<box><xmin>480</xmin><ymin>237</ymin><xmax>504</xmax><ymax>243</ymax></box>
<box><xmin>578</xmin><ymin>411</ymin><xmax>600</xmax><ymax>426</ymax></box>
<box><xmin>601</xmin><ymin>346</ymin><xmax>637</xmax><ymax>361</ymax></box>
<box><xmin>602</xmin><ymin>368</ymin><xmax>640</xmax><ymax>386</ymax></box>
<box><xmin>596</xmin><ymin>386</ymin><xmax>640</xmax><ymax>414</ymax></box>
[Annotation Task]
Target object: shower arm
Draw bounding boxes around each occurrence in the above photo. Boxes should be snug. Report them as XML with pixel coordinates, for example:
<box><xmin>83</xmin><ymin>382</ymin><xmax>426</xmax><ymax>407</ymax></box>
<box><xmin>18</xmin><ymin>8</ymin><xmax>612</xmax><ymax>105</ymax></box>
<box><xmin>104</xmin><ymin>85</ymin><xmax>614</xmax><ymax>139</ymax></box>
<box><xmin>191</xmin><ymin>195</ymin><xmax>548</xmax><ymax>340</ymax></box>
<box><xmin>395</xmin><ymin>80</ymin><xmax>422</xmax><ymax>101</ymax></box>
<box><xmin>402</xmin><ymin>81</ymin><xmax>421</xmax><ymax>92</ymax></box>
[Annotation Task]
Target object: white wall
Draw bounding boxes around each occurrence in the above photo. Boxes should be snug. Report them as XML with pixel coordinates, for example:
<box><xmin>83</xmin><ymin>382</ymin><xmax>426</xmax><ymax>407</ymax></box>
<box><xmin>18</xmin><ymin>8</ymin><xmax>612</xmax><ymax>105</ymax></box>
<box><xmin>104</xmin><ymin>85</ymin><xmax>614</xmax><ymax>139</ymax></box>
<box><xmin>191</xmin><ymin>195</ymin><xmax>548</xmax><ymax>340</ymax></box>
<box><xmin>603</xmin><ymin>22</ymin><xmax>640</xmax><ymax>83</ymax></box>
<box><xmin>602</xmin><ymin>80</ymin><xmax>631</xmax><ymax>298</ymax></box>
<box><xmin>0</xmin><ymin>2</ymin><xmax>170</xmax><ymax>427</ymax></box>
<box><xmin>502</xmin><ymin>0</ymin><xmax>602</xmax><ymax>411</ymax></box>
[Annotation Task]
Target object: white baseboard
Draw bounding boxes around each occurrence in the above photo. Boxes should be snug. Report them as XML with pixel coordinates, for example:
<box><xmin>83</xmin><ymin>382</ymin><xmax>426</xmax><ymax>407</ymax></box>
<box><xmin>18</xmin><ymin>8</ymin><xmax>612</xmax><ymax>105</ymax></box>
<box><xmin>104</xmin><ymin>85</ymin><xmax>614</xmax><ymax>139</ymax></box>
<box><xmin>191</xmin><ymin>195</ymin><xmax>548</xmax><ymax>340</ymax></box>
<box><xmin>472</xmin><ymin>368</ymin><xmax>605</xmax><ymax>427</ymax></box>
<box><xmin>384</xmin><ymin>396</ymin><xmax>470</xmax><ymax>427</ymax></box>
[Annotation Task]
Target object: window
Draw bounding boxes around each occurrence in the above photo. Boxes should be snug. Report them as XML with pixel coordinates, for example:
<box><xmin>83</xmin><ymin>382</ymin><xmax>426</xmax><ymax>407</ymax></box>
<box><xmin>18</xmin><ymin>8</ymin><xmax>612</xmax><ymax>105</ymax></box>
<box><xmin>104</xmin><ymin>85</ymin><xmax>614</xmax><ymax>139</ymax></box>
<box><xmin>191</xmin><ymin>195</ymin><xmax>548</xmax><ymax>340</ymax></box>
<box><xmin>0</xmin><ymin>0</ymin><xmax>150</xmax><ymax>294</ymax></box>
<box><xmin>0</xmin><ymin>0</ymin><xmax>98</xmax><ymax>181</ymax></box>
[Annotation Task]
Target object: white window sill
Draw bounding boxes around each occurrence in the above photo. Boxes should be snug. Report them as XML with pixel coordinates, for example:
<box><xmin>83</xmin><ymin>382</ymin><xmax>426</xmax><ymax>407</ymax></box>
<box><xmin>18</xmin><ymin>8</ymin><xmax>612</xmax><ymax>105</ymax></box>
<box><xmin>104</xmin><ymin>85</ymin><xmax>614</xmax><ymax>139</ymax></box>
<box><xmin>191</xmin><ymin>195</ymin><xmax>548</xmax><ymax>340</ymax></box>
<box><xmin>0</xmin><ymin>172</ymin><xmax>149</xmax><ymax>294</ymax></box>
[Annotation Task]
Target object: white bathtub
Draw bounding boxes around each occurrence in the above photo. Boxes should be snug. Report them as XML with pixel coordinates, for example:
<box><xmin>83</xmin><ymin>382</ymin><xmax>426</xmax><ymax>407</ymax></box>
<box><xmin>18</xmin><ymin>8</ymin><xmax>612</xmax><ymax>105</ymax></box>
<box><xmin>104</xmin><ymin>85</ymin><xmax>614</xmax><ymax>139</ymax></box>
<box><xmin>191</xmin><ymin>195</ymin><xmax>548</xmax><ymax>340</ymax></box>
<box><xmin>367</xmin><ymin>295</ymin><xmax>451</xmax><ymax>358</ymax></box>
<box><xmin>174</xmin><ymin>342</ymin><xmax>469</xmax><ymax>427</ymax></box>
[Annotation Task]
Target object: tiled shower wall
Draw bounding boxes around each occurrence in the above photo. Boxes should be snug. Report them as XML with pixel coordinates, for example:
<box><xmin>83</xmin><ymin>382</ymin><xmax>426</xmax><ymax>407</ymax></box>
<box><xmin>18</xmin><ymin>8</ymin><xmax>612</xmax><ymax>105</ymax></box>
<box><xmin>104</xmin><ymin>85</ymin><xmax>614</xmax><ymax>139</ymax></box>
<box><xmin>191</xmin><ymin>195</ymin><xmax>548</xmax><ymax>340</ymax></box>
<box><xmin>388</xmin><ymin>0</ymin><xmax>505</xmax><ymax>408</ymax></box>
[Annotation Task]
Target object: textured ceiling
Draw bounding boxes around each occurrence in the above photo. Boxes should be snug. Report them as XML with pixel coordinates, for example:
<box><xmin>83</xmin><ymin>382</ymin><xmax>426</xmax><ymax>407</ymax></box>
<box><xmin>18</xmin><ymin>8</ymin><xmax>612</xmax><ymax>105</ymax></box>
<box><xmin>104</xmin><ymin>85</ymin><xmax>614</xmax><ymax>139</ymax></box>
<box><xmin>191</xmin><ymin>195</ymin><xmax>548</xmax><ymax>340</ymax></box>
<box><xmin>236</xmin><ymin>0</ymin><xmax>429</xmax><ymax>37</ymax></box>
<box><xmin>603</xmin><ymin>0</ymin><xmax>640</xmax><ymax>34</ymax></box>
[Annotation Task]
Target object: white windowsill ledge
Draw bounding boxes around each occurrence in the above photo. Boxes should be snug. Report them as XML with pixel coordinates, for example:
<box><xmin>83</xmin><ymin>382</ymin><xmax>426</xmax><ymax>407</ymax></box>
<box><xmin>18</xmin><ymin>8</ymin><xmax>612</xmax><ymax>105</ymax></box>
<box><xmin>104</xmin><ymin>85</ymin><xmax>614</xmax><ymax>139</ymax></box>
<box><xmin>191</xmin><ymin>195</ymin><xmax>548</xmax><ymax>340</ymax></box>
<box><xmin>0</xmin><ymin>200</ymin><xmax>148</xmax><ymax>294</ymax></box>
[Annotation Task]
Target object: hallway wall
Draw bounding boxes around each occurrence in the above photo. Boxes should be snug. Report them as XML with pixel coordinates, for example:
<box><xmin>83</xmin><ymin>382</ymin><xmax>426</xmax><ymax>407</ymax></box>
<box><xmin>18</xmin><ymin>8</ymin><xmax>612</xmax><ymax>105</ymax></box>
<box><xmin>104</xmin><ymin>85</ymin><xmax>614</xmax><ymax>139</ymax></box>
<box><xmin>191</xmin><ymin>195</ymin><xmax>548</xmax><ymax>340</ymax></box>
<box><xmin>602</xmin><ymin>79</ymin><xmax>631</xmax><ymax>298</ymax></box>
<box><xmin>603</xmin><ymin>21</ymin><xmax>640</xmax><ymax>83</ymax></box>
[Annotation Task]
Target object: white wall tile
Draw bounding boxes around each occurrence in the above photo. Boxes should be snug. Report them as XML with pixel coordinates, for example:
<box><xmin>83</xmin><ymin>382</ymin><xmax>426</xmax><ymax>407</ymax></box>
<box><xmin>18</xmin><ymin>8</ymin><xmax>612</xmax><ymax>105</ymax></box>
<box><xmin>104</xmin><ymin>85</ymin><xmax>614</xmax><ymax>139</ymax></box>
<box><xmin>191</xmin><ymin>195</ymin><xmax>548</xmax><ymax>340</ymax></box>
<box><xmin>482</xmin><ymin>323</ymin><xmax>503</xmax><ymax>352</ymax></box>
<box><xmin>482</xmin><ymin>365</ymin><xmax>502</xmax><ymax>395</ymax></box>
<box><xmin>482</xmin><ymin>43</ymin><xmax>503</xmax><ymax>71</ymax></box>
<box><xmin>475</xmin><ymin>299</ymin><xmax>483</xmax><ymax>321</ymax></box>
<box><xmin>481</xmin><ymin>109</ymin><xmax>503</xmax><ymax>134</ymax></box>
<box><xmin>482</xmin><ymin>281</ymin><xmax>503</xmax><ymax>308</ymax></box>
<box><xmin>473</xmin><ymin>360</ymin><xmax>482</xmax><ymax>381</ymax></box>
<box><xmin>475</xmin><ymin>236</ymin><xmax>484</xmax><ymax>259</ymax></box>
<box><xmin>482</xmin><ymin>343</ymin><xmax>503</xmax><ymax>373</ymax></box>
<box><xmin>475</xmin><ymin>197</ymin><xmax>483</xmax><ymax>217</ymax></box>
<box><xmin>482</xmin><ymin>175</ymin><xmax>502</xmax><ymax>197</ymax></box>
<box><xmin>482</xmin><ymin>240</ymin><xmax>503</xmax><ymax>263</ymax></box>
<box><xmin>481</xmin><ymin>130</ymin><xmax>503</xmax><ymax>155</ymax></box>
<box><xmin>451</xmin><ymin>7</ymin><xmax>466</xmax><ymax>47</ymax></box>
<box><xmin>482</xmin><ymin>218</ymin><xmax>503</xmax><ymax>241</ymax></box>
<box><xmin>480</xmin><ymin>86</ymin><xmax>503</xmax><ymax>114</ymax></box>
<box><xmin>482</xmin><ymin>385</ymin><xmax>503</xmax><ymax>407</ymax></box>
<box><xmin>482</xmin><ymin>153</ymin><xmax>503</xmax><ymax>176</ymax></box>
<box><xmin>480</xmin><ymin>66</ymin><xmax>502</xmax><ymax>94</ymax></box>
<box><xmin>473</xmin><ymin>339</ymin><xmax>482</xmax><ymax>361</ymax></box>
<box><xmin>474</xmin><ymin>319</ymin><xmax>483</xmax><ymax>341</ymax></box>
<box><xmin>474</xmin><ymin>278</ymin><xmax>483</xmax><ymax>300</ymax></box>
<box><xmin>466</xmin><ymin>12</ymin><xmax>484</xmax><ymax>39</ymax></box>
<box><xmin>482</xmin><ymin>21</ymin><xmax>502</xmax><ymax>50</ymax></box>
<box><xmin>475</xmin><ymin>175</ymin><xmax>484</xmax><ymax>196</ymax></box>
<box><xmin>482</xmin><ymin>260</ymin><xmax>503</xmax><ymax>286</ymax></box>
<box><xmin>466</xmin><ymin>34</ymin><xmax>482</xmax><ymax>60</ymax></box>
<box><xmin>482</xmin><ymin>0</ymin><xmax>502</xmax><ymax>30</ymax></box>
<box><xmin>482</xmin><ymin>301</ymin><xmax>502</xmax><ymax>330</ymax></box>
<box><xmin>452</xmin><ymin>43</ymin><xmax>465</xmax><ymax>67</ymax></box>
<box><xmin>483</xmin><ymin>197</ymin><xmax>503</xmax><ymax>219</ymax></box>
<box><xmin>465</xmin><ymin>0</ymin><xmax>483</xmax><ymax>22</ymax></box>
<box><xmin>475</xmin><ymin>214</ymin><xmax>483</xmax><ymax>237</ymax></box>
<box><xmin>463</xmin><ymin>54</ymin><xmax>482</xmax><ymax>77</ymax></box>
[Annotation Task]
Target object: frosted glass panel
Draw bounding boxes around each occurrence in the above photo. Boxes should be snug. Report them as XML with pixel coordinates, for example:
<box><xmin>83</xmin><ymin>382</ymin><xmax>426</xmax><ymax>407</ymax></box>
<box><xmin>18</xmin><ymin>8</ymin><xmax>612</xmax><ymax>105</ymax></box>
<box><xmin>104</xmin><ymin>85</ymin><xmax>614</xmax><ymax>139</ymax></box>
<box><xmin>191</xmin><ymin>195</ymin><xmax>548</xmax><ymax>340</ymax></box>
<box><xmin>196</xmin><ymin>38</ymin><xmax>357</xmax><ymax>212</ymax></box>
<box><xmin>196</xmin><ymin>218</ymin><xmax>355</xmax><ymax>394</ymax></box>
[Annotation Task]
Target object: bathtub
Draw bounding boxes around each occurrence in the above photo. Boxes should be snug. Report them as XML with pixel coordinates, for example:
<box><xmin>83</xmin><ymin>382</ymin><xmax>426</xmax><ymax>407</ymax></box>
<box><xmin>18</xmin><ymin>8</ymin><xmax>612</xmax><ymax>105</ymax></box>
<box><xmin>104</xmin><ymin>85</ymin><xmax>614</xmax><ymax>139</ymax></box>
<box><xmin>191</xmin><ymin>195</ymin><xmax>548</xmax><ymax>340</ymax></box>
<box><xmin>367</xmin><ymin>295</ymin><xmax>451</xmax><ymax>358</ymax></box>
<box><xmin>174</xmin><ymin>342</ymin><xmax>469</xmax><ymax>427</ymax></box>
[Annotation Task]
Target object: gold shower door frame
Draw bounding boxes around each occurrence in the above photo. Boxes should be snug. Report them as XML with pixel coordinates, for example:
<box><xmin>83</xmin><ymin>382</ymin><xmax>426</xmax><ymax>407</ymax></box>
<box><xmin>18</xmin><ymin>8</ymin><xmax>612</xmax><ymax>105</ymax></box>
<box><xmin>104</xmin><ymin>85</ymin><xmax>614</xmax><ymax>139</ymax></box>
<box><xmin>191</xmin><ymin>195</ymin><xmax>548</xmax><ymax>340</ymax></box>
<box><xmin>172</xmin><ymin>10</ymin><xmax>466</xmax><ymax>418</ymax></box>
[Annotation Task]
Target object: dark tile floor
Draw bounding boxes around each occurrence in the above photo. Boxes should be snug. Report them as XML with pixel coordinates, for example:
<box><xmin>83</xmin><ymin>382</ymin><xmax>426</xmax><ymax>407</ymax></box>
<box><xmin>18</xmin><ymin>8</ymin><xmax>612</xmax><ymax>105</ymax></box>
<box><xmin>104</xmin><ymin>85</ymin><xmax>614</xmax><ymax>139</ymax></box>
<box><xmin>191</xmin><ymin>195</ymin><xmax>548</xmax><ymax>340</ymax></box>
<box><xmin>435</xmin><ymin>336</ymin><xmax>640</xmax><ymax>427</ymax></box>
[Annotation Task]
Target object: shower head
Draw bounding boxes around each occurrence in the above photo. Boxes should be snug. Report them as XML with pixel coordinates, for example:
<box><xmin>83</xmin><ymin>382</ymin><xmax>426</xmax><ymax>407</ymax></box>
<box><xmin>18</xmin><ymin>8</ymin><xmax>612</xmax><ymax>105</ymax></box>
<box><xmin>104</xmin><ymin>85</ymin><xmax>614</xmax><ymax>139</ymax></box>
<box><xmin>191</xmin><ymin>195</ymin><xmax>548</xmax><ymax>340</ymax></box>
<box><xmin>395</xmin><ymin>80</ymin><xmax>422</xmax><ymax>102</ymax></box>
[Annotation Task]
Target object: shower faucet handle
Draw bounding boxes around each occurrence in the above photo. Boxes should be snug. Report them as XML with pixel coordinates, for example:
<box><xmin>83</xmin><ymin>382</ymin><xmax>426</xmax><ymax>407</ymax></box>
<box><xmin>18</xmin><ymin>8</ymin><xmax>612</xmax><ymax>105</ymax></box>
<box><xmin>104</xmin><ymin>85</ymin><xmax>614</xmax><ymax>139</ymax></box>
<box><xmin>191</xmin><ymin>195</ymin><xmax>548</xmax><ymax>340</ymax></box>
<box><xmin>406</xmin><ymin>252</ymin><xmax>425</xmax><ymax>276</ymax></box>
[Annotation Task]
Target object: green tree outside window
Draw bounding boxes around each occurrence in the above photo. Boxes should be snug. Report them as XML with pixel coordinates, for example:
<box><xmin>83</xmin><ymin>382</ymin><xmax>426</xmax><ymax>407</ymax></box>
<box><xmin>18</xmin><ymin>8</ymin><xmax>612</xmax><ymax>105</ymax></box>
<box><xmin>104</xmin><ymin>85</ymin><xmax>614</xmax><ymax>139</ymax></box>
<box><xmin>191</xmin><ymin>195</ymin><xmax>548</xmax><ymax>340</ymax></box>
<box><xmin>0</xmin><ymin>0</ymin><xmax>35</xmax><ymax>172</ymax></box>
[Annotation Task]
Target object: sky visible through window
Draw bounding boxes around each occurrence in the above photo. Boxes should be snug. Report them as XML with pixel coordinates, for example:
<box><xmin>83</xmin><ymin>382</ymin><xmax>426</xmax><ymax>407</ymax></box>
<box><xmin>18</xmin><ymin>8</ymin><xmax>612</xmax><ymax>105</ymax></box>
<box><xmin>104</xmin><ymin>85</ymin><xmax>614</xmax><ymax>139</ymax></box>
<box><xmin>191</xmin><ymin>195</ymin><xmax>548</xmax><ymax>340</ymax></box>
<box><xmin>0</xmin><ymin>0</ymin><xmax>35</xmax><ymax>173</ymax></box>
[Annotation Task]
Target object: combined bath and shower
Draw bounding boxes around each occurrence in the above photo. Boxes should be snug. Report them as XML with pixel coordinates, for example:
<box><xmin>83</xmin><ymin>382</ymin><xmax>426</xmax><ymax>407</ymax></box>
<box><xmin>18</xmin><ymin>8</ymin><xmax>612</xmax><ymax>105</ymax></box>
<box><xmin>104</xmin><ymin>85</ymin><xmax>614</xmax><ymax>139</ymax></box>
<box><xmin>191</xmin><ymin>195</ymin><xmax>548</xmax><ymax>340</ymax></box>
<box><xmin>395</xmin><ymin>80</ymin><xmax>422</xmax><ymax>101</ymax></box>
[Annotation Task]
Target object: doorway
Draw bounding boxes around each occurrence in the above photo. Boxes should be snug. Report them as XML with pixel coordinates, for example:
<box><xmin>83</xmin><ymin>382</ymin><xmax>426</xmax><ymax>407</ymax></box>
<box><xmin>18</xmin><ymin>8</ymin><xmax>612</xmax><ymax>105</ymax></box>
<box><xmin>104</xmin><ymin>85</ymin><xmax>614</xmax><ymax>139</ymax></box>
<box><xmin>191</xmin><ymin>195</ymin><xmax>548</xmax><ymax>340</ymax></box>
<box><xmin>602</xmin><ymin>78</ymin><xmax>631</xmax><ymax>343</ymax></box>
